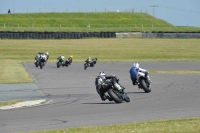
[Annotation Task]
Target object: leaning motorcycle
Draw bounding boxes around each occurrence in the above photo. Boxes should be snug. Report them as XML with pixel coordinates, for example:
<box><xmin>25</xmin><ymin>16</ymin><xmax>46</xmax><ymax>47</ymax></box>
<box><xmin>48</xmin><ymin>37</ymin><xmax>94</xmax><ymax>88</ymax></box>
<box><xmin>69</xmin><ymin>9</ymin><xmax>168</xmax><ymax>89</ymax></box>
<box><xmin>39</xmin><ymin>54</ymin><xmax>46</xmax><ymax>69</ymax></box>
<box><xmin>64</xmin><ymin>59</ymin><xmax>72</xmax><ymax>67</ymax></box>
<box><xmin>57</xmin><ymin>57</ymin><xmax>64</xmax><ymax>68</ymax></box>
<box><xmin>84</xmin><ymin>58</ymin><xmax>97</xmax><ymax>70</ymax></box>
<box><xmin>138</xmin><ymin>72</ymin><xmax>151</xmax><ymax>93</ymax></box>
<box><xmin>34</xmin><ymin>55</ymin><xmax>40</xmax><ymax>67</ymax></box>
<box><xmin>95</xmin><ymin>76</ymin><xmax>130</xmax><ymax>103</ymax></box>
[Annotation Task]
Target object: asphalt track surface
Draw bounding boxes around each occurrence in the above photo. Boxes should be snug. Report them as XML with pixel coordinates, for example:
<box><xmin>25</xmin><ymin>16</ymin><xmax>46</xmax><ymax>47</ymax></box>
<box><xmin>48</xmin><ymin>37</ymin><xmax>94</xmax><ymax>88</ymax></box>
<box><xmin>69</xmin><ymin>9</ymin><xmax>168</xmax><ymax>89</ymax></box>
<box><xmin>1</xmin><ymin>62</ymin><xmax>200</xmax><ymax>133</ymax></box>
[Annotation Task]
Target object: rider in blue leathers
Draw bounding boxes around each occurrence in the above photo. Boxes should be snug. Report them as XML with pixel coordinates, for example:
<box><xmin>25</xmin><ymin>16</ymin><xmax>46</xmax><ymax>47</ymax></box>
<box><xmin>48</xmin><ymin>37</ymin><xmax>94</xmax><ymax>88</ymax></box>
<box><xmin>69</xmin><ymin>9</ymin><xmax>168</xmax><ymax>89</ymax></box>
<box><xmin>129</xmin><ymin>63</ymin><xmax>150</xmax><ymax>85</ymax></box>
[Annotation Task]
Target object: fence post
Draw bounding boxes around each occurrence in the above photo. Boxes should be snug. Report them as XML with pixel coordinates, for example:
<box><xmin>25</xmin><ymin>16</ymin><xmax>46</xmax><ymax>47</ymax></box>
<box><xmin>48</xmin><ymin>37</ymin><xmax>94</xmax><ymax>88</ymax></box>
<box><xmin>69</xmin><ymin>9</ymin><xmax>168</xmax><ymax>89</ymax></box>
<box><xmin>88</xmin><ymin>24</ymin><xmax>90</xmax><ymax>30</ymax></box>
<box><xmin>32</xmin><ymin>24</ymin><xmax>34</xmax><ymax>31</ymax></box>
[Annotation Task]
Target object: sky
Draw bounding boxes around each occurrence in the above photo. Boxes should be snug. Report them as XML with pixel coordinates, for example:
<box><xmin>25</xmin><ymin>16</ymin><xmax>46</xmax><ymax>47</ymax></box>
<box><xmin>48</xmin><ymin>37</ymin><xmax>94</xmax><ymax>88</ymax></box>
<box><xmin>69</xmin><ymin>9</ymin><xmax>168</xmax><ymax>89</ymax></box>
<box><xmin>0</xmin><ymin>0</ymin><xmax>200</xmax><ymax>26</ymax></box>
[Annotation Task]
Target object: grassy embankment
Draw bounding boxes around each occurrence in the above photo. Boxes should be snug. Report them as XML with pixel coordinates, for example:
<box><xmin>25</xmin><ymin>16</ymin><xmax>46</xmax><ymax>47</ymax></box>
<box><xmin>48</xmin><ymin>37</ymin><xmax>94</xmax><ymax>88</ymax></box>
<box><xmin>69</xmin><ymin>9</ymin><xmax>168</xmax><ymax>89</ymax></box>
<box><xmin>0</xmin><ymin>39</ymin><xmax>200</xmax><ymax>84</ymax></box>
<box><xmin>1</xmin><ymin>12</ymin><xmax>200</xmax><ymax>32</ymax></box>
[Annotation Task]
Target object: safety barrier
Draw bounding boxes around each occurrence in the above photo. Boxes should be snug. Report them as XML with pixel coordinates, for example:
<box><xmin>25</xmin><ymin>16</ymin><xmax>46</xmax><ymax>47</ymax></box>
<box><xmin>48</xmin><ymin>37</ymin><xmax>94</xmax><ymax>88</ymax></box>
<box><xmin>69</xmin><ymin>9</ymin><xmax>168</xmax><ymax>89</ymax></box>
<box><xmin>1</xmin><ymin>32</ymin><xmax>200</xmax><ymax>39</ymax></box>
<box><xmin>0</xmin><ymin>32</ymin><xmax>116</xmax><ymax>39</ymax></box>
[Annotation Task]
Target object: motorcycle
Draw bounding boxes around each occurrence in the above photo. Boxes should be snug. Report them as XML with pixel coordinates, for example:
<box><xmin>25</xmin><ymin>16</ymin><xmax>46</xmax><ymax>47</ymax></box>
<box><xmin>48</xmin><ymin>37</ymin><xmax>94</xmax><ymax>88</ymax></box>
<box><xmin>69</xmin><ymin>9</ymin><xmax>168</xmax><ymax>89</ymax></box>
<box><xmin>95</xmin><ymin>76</ymin><xmax>130</xmax><ymax>103</ymax></box>
<box><xmin>138</xmin><ymin>72</ymin><xmax>151</xmax><ymax>93</ymax></box>
<box><xmin>84</xmin><ymin>58</ymin><xmax>97</xmax><ymax>70</ymax></box>
<box><xmin>57</xmin><ymin>60</ymin><xmax>64</xmax><ymax>68</ymax></box>
<box><xmin>57</xmin><ymin>58</ymin><xmax>71</xmax><ymax>68</ymax></box>
<box><xmin>34</xmin><ymin>54</ymin><xmax>46</xmax><ymax>69</ymax></box>
<box><xmin>64</xmin><ymin>58</ymin><xmax>72</xmax><ymax>67</ymax></box>
<box><xmin>39</xmin><ymin>54</ymin><xmax>46</xmax><ymax>69</ymax></box>
<box><xmin>34</xmin><ymin>55</ymin><xmax>40</xmax><ymax>67</ymax></box>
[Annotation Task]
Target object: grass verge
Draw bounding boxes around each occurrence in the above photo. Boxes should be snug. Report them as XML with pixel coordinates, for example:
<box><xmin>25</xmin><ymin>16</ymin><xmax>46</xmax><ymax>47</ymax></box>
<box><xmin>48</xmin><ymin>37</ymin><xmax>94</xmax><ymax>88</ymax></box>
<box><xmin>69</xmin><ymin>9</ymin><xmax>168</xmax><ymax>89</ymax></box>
<box><xmin>1</xmin><ymin>39</ymin><xmax>200</xmax><ymax>62</ymax></box>
<box><xmin>150</xmin><ymin>70</ymin><xmax>200</xmax><ymax>74</ymax></box>
<box><xmin>0</xmin><ymin>59</ymin><xmax>34</xmax><ymax>84</ymax></box>
<box><xmin>26</xmin><ymin>117</ymin><xmax>200</xmax><ymax>133</ymax></box>
<box><xmin>0</xmin><ymin>100</ymin><xmax>22</xmax><ymax>107</ymax></box>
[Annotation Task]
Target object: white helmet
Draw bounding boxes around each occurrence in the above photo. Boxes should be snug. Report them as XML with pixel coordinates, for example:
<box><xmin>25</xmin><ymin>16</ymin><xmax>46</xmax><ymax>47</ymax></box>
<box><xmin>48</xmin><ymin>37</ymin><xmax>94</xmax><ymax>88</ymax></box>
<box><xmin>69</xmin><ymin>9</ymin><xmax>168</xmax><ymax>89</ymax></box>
<box><xmin>46</xmin><ymin>52</ymin><xmax>49</xmax><ymax>55</ymax></box>
<box><xmin>133</xmin><ymin>63</ymin><xmax>139</xmax><ymax>69</ymax></box>
<box><xmin>99</xmin><ymin>71</ymin><xmax>105</xmax><ymax>76</ymax></box>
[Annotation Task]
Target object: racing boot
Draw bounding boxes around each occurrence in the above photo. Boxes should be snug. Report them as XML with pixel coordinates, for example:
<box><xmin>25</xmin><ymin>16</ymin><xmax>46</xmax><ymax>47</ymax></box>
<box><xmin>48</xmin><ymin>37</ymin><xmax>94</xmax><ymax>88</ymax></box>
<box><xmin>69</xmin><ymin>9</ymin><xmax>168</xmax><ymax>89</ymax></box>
<box><xmin>100</xmin><ymin>95</ymin><xmax>107</xmax><ymax>101</ymax></box>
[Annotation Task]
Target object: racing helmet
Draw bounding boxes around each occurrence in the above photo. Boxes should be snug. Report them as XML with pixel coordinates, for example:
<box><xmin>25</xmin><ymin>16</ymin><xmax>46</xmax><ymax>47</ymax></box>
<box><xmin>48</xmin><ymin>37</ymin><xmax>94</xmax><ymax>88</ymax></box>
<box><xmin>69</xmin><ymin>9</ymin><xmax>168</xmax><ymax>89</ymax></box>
<box><xmin>46</xmin><ymin>52</ymin><xmax>49</xmax><ymax>55</ymax></box>
<box><xmin>133</xmin><ymin>63</ymin><xmax>139</xmax><ymax>69</ymax></box>
<box><xmin>99</xmin><ymin>71</ymin><xmax>106</xmax><ymax>76</ymax></box>
<box><xmin>70</xmin><ymin>55</ymin><xmax>73</xmax><ymax>58</ymax></box>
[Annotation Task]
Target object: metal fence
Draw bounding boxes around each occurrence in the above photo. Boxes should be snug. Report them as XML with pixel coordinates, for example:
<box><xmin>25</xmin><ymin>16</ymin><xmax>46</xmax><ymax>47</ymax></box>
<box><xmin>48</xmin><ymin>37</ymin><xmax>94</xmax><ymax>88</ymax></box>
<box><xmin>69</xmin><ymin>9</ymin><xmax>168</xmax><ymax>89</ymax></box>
<box><xmin>1</xmin><ymin>23</ymin><xmax>200</xmax><ymax>32</ymax></box>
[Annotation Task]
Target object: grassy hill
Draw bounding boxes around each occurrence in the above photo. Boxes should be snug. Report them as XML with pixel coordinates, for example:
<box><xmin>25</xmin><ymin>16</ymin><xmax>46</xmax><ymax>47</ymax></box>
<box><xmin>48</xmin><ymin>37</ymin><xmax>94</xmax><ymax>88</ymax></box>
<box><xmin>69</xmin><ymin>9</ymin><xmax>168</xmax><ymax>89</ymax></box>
<box><xmin>0</xmin><ymin>12</ymin><xmax>199</xmax><ymax>32</ymax></box>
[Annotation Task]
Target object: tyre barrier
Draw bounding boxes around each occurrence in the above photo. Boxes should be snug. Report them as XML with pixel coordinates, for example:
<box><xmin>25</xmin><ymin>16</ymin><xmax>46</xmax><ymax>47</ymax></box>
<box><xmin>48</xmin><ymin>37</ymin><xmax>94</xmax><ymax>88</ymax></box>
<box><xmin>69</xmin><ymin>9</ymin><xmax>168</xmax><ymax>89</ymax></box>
<box><xmin>1</xmin><ymin>32</ymin><xmax>199</xmax><ymax>39</ymax></box>
<box><xmin>0</xmin><ymin>32</ymin><xmax>117</xmax><ymax>39</ymax></box>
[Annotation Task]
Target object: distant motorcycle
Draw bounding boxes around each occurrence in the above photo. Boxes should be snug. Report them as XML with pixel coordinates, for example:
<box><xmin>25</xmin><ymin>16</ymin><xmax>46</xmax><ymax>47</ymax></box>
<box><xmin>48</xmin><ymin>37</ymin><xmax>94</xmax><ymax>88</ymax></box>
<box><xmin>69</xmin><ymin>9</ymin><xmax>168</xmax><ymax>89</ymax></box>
<box><xmin>64</xmin><ymin>58</ymin><xmax>72</xmax><ymax>67</ymax></box>
<box><xmin>84</xmin><ymin>58</ymin><xmax>97</xmax><ymax>70</ymax></box>
<box><xmin>138</xmin><ymin>72</ymin><xmax>151</xmax><ymax>93</ymax></box>
<box><xmin>39</xmin><ymin>54</ymin><xmax>46</xmax><ymax>69</ymax></box>
<box><xmin>34</xmin><ymin>55</ymin><xmax>40</xmax><ymax>68</ymax></box>
<box><xmin>57</xmin><ymin>58</ymin><xmax>72</xmax><ymax>68</ymax></box>
<box><xmin>35</xmin><ymin>54</ymin><xmax>46</xmax><ymax>69</ymax></box>
<box><xmin>95</xmin><ymin>76</ymin><xmax>130</xmax><ymax>103</ymax></box>
<box><xmin>57</xmin><ymin>60</ymin><xmax>64</xmax><ymax>68</ymax></box>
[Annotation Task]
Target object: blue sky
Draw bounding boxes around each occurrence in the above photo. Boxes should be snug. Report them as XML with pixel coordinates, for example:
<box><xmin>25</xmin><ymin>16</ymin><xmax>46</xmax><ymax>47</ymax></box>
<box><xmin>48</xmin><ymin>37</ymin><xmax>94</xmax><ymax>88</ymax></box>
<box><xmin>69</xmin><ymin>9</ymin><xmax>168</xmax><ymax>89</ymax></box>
<box><xmin>0</xmin><ymin>0</ymin><xmax>200</xmax><ymax>26</ymax></box>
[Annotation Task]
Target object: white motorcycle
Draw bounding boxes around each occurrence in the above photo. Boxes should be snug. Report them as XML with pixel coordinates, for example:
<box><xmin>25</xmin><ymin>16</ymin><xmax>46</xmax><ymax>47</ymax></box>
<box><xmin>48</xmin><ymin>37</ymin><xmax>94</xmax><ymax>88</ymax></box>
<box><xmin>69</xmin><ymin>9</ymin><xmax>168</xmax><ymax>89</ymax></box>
<box><xmin>138</xmin><ymin>72</ymin><xmax>151</xmax><ymax>93</ymax></box>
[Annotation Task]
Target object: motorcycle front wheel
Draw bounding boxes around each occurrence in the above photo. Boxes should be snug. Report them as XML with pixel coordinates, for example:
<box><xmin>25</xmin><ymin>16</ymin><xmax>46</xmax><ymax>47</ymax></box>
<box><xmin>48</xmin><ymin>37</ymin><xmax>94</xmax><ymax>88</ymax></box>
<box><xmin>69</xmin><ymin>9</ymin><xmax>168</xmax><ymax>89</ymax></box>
<box><xmin>40</xmin><ymin>62</ymin><xmax>44</xmax><ymax>69</ymax></box>
<box><xmin>108</xmin><ymin>89</ymin><xmax>123</xmax><ymax>103</ymax></box>
<box><xmin>57</xmin><ymin>62</ymin><xmax>61</xmax><ymax>68</ymax></box>
<box><xmin>84</xmin><ymin>64</ymin><xmax>87</xmax><ymax>70</ymax></box>
<box><xmin>124</xmin><ymin>92</ymin><xmax>130</xmax><ymax>102</ymax></box>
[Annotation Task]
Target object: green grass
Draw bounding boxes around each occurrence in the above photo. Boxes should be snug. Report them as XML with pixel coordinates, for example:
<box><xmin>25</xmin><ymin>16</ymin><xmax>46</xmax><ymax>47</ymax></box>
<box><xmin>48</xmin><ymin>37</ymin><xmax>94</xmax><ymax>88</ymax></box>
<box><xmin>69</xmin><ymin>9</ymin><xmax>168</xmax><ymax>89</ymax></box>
<box><xmin>1</xmin><ymin>39</ymin><xmax>200</xmax><ymax>62</ymax></box>
<box><xmin>0</xmin><ymin>59</ymin><xmax>34</xmax><ymax>83</ymax></box>
<box><xmin>26</xmin><ymin>117</ymin><xmax>200</xmax><ymax>133</ymax></box>
<box><xmin>151</xmin><ymin>70</ymin><xmax>200</xmax><ymax>74</ymax></box>
<box><xmin>1</xmin><ymin>12</ymin><xmax>200</xmax><ymax>32</ymax></box>
<box><xmin>0</xmin><ymin>38</ymin><xmax>200</xmax><ymax>83</ymax></box>
<box><xmin>0</xmin><ymin>100</ymin><xmax>22</xmax><ymax>107</ymax></box>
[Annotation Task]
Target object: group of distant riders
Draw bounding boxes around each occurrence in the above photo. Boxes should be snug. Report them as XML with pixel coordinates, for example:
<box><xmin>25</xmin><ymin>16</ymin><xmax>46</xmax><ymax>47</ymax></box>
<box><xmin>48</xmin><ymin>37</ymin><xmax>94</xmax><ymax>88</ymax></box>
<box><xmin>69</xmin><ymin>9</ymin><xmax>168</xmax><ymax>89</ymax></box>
<box><xmin>34</xmin><ymin>52</ymin><xmax>151</xmax><ymax>103</ymax></box>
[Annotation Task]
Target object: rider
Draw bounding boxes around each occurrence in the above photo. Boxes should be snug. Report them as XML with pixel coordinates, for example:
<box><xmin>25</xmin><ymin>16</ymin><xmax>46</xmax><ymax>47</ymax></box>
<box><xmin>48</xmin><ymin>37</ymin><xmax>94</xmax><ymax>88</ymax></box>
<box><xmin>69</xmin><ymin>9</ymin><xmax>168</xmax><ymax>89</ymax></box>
<box><xmin>85</xmin><ymin>56</ymin><xmax>91</xmax><ymax>64</ymax></box>
<box><xmin>57</xmin><ymin>54</ymin><xmax>65</xmax><ymax>64</ymax></box>
<box><xmin>96</xmin><ymin>71</ymin><xmax>124</xmax><ymax>101</ymax></box>
<box><xmin>129</xmin><ymin>63</ymin><xmax>151</xmax><ymax>85</ymax></box>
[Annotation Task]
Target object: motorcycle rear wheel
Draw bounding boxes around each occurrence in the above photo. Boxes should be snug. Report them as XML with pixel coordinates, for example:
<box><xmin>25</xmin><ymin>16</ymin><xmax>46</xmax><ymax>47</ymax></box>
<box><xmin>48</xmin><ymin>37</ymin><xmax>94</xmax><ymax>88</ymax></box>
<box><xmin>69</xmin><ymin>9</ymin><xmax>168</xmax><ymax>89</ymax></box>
<box><xmin>140</xmin><ymin>79</ymin><xmax>151</xmax><ymax>93</ymax></box>
<box><xmin>108</xmin><ymin>89</ymin><xmax>123</xmax><ymax>103</ymax></box>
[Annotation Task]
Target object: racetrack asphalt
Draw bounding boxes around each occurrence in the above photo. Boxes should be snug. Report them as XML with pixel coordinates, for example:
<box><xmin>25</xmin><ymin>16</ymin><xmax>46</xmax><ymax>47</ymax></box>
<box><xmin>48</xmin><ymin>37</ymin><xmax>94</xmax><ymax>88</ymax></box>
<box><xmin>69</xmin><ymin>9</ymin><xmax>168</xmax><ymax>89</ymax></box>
<box><xmin>0</xmin><ymin>62</ymin><xmax>200</xmax><ymax>133</ymax></box>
